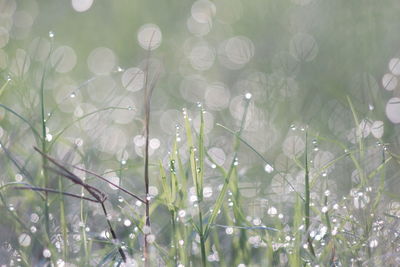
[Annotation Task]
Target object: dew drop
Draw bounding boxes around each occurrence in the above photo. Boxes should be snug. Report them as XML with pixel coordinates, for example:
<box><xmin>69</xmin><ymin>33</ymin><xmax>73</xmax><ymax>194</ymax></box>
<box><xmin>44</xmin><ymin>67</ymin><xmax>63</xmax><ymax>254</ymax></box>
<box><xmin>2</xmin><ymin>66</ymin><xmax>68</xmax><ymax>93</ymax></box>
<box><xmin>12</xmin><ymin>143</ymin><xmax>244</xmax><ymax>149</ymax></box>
<box><xmin>178</xmin><ymin>210</ymin><xmax>186</xmax><ymax>218</ymax></box>
<box><xmin>267</xmin><ymin>207</ymin><xmax>277</xmax><ymax>216</ymax></box>
<box><xmin>264</xmin><ymin>164</ymin><xmax>274</xmax><ymax>173</ymax></box>
<box><xmin>253</xmin><ymin>218</ymin><xmax>262</xmax><ymax>225</ymax></box>
<box><xmin>203</xmin><ymin>187</ymin><xmax>213</xmax><ymax>198</ymax></box>
<box><xmin>146</xmin><ymin>234</ymin><xmax>155</xmax><ymax>243</ymax></box>
<box><xmin>15</xmin><ymin>173</ymin><xmax>23</xmax><ymax>182</ymax></box>
<box><xmin>123</xmin><ymin>219</ymin><xmax>131</xmax><ymax>227</ymax></box>
<box><xmin>30</xmin><ymin>213</ymin><xmax>39</xmax><ymax>223</ymax></box>
<box><xmin>369</xmin><ymin>239</ymin><xmax>378</xmax><ymax>248</ymax></box>
<box><xmin>75</xmin><ymin>138</ymin><xmax>83</xmax><ymax>146</ymax></box>
<box><xmin>244</xmin><ymin>92</ymin><xmax>252</xmax><ymax>99</ymax></box>
<box><xmin>43</xmin><ymin>248</ymin><xmax>51</xmax><ymax>258</ymax></box>
<box><xmin>46</xmin><ymin>133</ymin><xmax>53</xmax><ymax>142</ymax></box>
<box><xmin>56</xmin><ymin>259</ymin><xmax>65</xmax><ymax>267</ymax></box>
<box><xmin>225</xmin><ymin>227</ymin><xmax>234</xmax><ymax>235</ymax></box>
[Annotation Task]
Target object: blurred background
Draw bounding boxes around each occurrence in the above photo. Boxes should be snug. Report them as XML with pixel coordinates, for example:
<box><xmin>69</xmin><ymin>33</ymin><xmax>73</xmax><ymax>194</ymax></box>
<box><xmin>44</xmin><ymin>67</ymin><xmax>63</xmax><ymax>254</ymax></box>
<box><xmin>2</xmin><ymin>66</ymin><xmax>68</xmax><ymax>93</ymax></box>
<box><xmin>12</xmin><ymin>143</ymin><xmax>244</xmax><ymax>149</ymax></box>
<box><xmin>1</xmin><ymin>0</ymin><xmax>400</xmax><ymax>265</ymax></box>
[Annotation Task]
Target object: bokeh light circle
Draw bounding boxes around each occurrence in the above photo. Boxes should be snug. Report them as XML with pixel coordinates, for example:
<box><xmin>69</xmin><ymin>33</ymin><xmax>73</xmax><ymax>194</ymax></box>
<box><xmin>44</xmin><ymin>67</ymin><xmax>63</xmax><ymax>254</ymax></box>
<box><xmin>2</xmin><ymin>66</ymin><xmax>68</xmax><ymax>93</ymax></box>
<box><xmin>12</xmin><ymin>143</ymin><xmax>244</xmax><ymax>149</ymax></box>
<box><xmin>71</xmin><ymin>0</ymin><xmax>94</xmax><ymax>12</ymax></box>
<box><xmin>87</xmin><ymin>47</ymin><xmax>117</xmax><ymax>75</ymax></box>
<box><xmin>137</xmin><ymin>24</ymin><xmax>162</xmax><ymax>51</ymax></box>
<box><xmin>386</xmin><ymin>97</ymin><xmax>400</xmax><ymax>123</ymax></box>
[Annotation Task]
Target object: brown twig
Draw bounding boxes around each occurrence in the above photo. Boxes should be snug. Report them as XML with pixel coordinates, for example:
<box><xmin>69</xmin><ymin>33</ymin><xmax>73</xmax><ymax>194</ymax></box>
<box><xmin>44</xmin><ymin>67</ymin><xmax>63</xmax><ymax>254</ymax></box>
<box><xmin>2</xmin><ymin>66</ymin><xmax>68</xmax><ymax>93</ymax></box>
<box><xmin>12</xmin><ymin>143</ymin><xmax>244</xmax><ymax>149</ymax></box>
<box><xmin>13</xmin><ymin>186</ymin><xmax>100</xmax><ymax>203</ymax></box>
<box><xmin>71</xmin><ymin>165</ymin><xmax>145</xmax><ymax>204</ymax></box>
<box><xmin>142</xmin><ymin>30</ymin><xmax>160</xmax><ymax>266</ymax></box>
<box><xmin>33</xmin><ymin>147</ymin><xmax>127</xmax><ymax>262</ymax></box>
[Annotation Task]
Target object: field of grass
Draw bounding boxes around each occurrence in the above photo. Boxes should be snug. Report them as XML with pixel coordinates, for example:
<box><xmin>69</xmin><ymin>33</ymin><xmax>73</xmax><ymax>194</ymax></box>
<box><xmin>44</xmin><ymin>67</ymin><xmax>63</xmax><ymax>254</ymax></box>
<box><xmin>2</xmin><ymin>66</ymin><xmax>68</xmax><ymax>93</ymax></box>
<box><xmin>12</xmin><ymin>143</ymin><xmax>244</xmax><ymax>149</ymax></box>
<box><xmin>1</xmin><ymin>0</ymin><xmax>400</xmax><ymax>266</ymax></box>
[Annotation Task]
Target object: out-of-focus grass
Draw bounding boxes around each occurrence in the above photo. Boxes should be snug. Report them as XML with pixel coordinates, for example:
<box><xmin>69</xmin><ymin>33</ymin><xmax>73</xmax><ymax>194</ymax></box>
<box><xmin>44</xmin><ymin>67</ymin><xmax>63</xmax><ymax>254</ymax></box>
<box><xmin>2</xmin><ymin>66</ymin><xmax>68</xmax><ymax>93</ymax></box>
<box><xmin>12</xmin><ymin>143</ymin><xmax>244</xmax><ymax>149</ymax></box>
<box><xmin>1</xmin><ymin>0</ymin><xmax>400</xmax><ymax>266</ymax></box>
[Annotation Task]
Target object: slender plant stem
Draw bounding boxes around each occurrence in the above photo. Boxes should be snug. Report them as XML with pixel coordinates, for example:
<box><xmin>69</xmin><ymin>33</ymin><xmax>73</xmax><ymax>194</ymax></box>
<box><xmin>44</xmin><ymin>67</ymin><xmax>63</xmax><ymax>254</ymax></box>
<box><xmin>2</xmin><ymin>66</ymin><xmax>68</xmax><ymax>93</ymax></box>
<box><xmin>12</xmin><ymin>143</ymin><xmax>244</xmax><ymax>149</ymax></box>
<box><xmin>171</xmin><ymin>211</ymin><xmax>178</xmax><ymax>265</ymax></box>
<box><xmin>39</xmin><ymin>46</ymin><xmax>50</xmax><ymax>238</ymax></box>
<box><xmin>143</xmin><ymin>48</ymin><xmax>153</xmax><ymax>267</ymax></box>
<box><xmin>304</xmin><ymin>130</ymin><xmax>315</xmax><ymax>257</ymax></box>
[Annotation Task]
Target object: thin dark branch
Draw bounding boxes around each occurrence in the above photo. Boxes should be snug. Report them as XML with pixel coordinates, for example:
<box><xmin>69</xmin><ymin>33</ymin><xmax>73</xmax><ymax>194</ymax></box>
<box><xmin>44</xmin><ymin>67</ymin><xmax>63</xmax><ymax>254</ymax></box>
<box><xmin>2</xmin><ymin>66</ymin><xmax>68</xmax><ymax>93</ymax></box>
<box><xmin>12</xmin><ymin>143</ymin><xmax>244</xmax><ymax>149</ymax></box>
<box><xmin>33</xmin><ymin>146</ymin><xmax>126</xmax><ymax>262</ymax></box>
<box><xmin>72</xmin><ymin>165</ymin><xmax>146</xmax><ymax>204</ymax></box>
<box><xmin>142</xmin><ymin>30</ymin><xmax>160</xmax><ymax>267</ymax></box>
<box><xmin>13</xmin><ymin>186</ymin><xmax>99</xmax><ymax>203</ymax></box>
<box><xmin>100</xmin><ymin>202</ymin><xmax>127</xmax><ymax>262</ymax></box>
<box><xmin>34</xmin><ymin>147</ymin><xmax>107</xmax><ymax>203</ymax></box>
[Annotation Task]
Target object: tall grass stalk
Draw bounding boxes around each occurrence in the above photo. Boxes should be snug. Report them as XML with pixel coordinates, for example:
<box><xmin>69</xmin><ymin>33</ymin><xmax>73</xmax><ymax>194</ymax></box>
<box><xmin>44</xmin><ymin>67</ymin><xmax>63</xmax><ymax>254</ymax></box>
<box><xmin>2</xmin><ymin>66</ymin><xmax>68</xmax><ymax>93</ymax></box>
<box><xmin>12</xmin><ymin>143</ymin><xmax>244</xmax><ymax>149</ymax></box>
<box><xmin>33</xmin><ymin>147</ymin><xmax>127</xmax><ymax>262</ymax></box>
<box><xmin>142</xmin><ymin>48</ymin><xmax>159</xmax><ymax>265</ymax></box>
<box><xmin>39</xmin><ymin>40</ymin><xmax>53</xmax><ymax>239</ymax></box>
<box><xmin>304</xmin><ymin>130</ymin><xmax>316</xmax><ymax>257</ymax></box>
<box><xmin>183</xmin><ymin>106</ymin><xmax>207</xmax><ymax>266</ymax></box>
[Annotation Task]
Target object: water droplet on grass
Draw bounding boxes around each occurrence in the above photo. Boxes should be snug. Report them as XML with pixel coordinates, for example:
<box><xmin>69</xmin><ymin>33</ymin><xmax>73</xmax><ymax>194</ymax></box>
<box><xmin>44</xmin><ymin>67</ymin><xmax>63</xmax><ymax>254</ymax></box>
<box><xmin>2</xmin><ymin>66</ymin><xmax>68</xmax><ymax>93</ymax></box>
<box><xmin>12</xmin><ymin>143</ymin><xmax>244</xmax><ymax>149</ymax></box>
<box><xmin>368</xmin><ymin>104</ymin><xmax>374</xmax><ymax>111</ymax></box>
<box><xmin>43</xmin><ymin>248</ymin><xmax>51</xmax><ymax>258</ymax></box>
<box><xmin>225</xmin><ymin>227</ymin><xmax>233</xmax><ymax>235</ymax></box>
<box><xmin>15</xmin><ymin>173</ymin><xmax>23</xmax><ymax>182</ymax></box>
<box><xmin>30</xmin><ymin>213</ymin><xmax>39</xmax><ymax>223</ymax></box>
<box><xmin>369</xmin><ymin>239</ymin><xmax>378</xmax><ymax>248</ymax></box>
<box><xmin>264</xmin><ymin>164</ymin><xmax>274</xmax><ymax>173</ymax></box>
<box><xmin>267</xmin><ymin>207</ymin><xmax>277</xmax><ymax>216</ymax></box>
<box><xmin>146</xmin><ymin>234</ymin><xmax>155</xmax><ymax>243</ymax></box>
